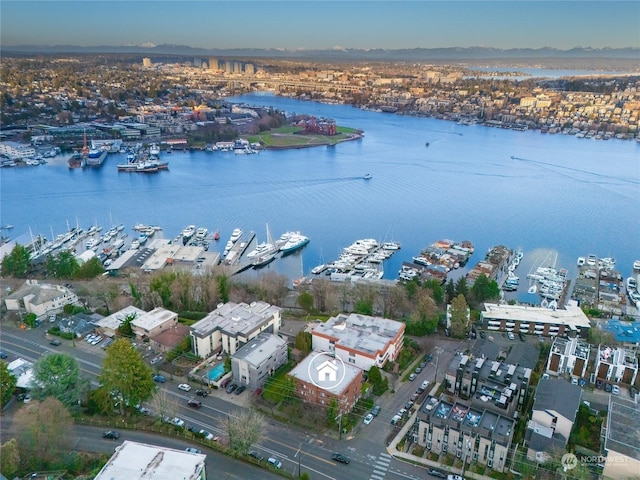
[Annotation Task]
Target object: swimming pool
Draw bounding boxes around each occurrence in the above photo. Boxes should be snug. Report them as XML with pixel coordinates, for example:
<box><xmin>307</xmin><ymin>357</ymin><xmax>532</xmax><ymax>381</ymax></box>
<box><xmin>208</xmin><ymin>363</ymin><xmax>226</xmax><ymax>382</ymax></box>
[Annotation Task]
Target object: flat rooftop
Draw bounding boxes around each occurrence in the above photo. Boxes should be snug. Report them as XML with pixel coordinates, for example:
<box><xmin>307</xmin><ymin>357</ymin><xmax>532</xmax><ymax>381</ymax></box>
<box><xmin>233</xmin><ymin>332</ymin><xmax>286</xmax><ymax>366</ymax></box>
<box><xmin>288</xmin><ymin>351</ymin><xmax>362</xmax><ymax>396</ymax></box>
<box><xmin>191</xmin><ymin>301</ymin><xmax>281</xmax><ymax>338</ymax></box>
<box><xmin>312</xmin><ymin>313</ymin><xmax>403</xmax><ymax>356</ymax></box>
<box><xmin>482</xmin><ymin>302</ymin><xmax>591</xmax><ymax>329</ymax></box>
<box><xmin>95</xmin><ymin>305</ymin><xmax>146</xmax><ymax>332</ymax></box>
<box><xmin>93</xmin><ymin>440</ymin><xmax>206</xmax><ymax>480</ymax></box>
<box><xmin>131</xmin><ymin>307</ymin><xmax>177</xmax><ymax>331</ymax></box>
<box><xmin>605</xmin><ymin>397</ymin><xmax>640</xmax><ymax>461</ymax></box>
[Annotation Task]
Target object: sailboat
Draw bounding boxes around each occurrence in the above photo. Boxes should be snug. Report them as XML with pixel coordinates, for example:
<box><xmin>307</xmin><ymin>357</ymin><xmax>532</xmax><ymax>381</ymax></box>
<box><xmin>246</xmin><ymin>224</ymin><xmax>277</xmax><ymax>259</ymax></box>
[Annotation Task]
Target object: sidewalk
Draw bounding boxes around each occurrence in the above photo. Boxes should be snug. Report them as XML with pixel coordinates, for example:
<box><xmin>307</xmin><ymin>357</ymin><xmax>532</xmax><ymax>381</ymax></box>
<box><xmin>385</xmin><ymin>382</ymin><xmax>495</xmax><ymax>480</ymax></box>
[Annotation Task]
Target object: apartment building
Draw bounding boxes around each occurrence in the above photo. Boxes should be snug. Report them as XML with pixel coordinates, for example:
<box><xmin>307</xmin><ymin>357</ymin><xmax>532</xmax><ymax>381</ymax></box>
<box><xmin>3</xmin><ymin>280</ymin><xmax>79</xmax><ymax>318</ymax></box>
<box><xmin>311</xmin><ymin>313</ymin><xmax>404</xmax><ymax>370</ymax></box>
<box><xmin>481</xmin><ymin>302</ymin><xmax>591</xmax><ymax>337</ymax></box>
<box><xmin>595</xmin><ymin>345</ymin><xmax>638</xmax><ymax>385</ymax></box>
<box><xmin>526</xmin><ymin>378</ymin><xmax>581</xmax><ymax>462</ymax></box>
<box><xmin>444</xmin><ymin>354</ymin><xmax>531</xmax><ymax>415</ymax></box>
<box><xmin>190</xmin><ymin>301</ymin><xmax>281</xmax><ymax>357</ymax></box>
<box><xmin>231</xmin><ymin>332</ymin><xmax>288</xmax><ymax>390</ymax></box>
<box><xmin>417</xmin><ymin>395</ymin><xmax>515</xmax><ymax>473</ymax></box>
<box><xmin>545</xmin><ymin>336</ymin><xmax>591</xmax><ymax>379</ymax></box>
<box><xmin>130</xmin><ymin>307</ymin><xmax>178</xmax><ymax>339</ymax></box>
<box><xmin>288</xmin><ymin>351</ymin><xmax>364</xmax><ymax>415</ymax></box>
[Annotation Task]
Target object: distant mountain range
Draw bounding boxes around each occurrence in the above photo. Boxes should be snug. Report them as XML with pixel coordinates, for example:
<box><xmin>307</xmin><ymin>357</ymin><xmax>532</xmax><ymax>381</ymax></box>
<box><xmin>4</xmin><ymin>44</ymin><xmax>639</xmax><ymax>63</ymax></box>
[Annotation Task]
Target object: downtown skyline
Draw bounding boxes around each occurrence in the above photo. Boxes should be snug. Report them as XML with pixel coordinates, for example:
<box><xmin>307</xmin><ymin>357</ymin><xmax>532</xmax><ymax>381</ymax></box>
<box><xmin>1</xmin><ymin>1</ymin><xmax>638</xmax><ymax>51</ymax></box>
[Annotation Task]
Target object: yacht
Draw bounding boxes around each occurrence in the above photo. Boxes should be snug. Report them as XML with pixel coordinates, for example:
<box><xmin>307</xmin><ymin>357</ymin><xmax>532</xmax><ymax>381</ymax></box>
<box><xmin>229</xmin><ymin>228</ymin><xmax>242</xmax><ymax>243</ymax></box>
<box><xmin>576</xmin><ymin>257</ymin><xmax>586</xmax><ymax>267</ymax></box>
<box><xmin>279</xmin><ymin>232</ymin><xmax>310</xmax><ymax>255</ymax></box>
<box><xmin>182</xmin><ymin>225</ymin><xmax>196</xmax><ymax>239</ymax></box>
<box><xmin>311</xmin><ymin>264</ymin><xmax>327</xmax><ymax>275</ymax></box>
<box><xmin>195</xmin><ymin>227</ymin><xmax>208</xmax><ymax>239</ymax></box>
<box><xmin>634</xmin><ymin>260</ymin><xmax>640</xmax><ymax>271</ymax></box>
<box><xmin>586</xmin><ymin>254</ymin><xmax>597</xmax><ymax>266</ymax></box>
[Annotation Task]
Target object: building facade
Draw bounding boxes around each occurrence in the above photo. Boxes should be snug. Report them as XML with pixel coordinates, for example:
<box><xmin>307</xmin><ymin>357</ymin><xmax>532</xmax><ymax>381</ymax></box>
<box><xmin>595</xmin><ymin>345</ymin><xmax>638</xmax><ymax>385</ymax></box>
<box><xmin>311</xmin><ymin>313</ymin><xmax>404</xmax><ymax>371</ymax></box>
<box><xmin>4</xmin><ymin>280</ymin><xmax>79</xmax><ymax>318</ymax></box>
<box><xmin>545</xmin><ymin>336</ymin><xmax>591</xmax><ymax>379</ymax></box>
<box><xmin>231</xmin><ymin>332</ymin><xmax>288</xmax><ymax>390</ymax></box>
<box><xmin>190</xmin><ymin>301</ymin><xmax>281</xmax><ymax>357</ymax></box>
<box><xmin>131</xmin><ymin>306</ymin><xmax>179</xmax><ymax>339</ymax></box>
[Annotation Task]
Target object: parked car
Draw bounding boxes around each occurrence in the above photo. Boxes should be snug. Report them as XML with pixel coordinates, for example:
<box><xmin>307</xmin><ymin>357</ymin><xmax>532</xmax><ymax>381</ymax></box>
<box><xmin>428</xmin><ymin>469</ymin><xmax>447</xmax><ymax>478</ymax></box>
<box><xmin>171</xmin><ymin>417</ymin><xmax>185</xmax><ymax>427</ymax></box>
<box><xmin>187</xmin><ymin>399</ymin><xmax>202</xmax><ymax>408</ymax></box>
<box><xmin>49</xmin><ymin>339</ymin><xmax>61</xmax><ymax>346</ymax></box>
<box><xmin>425</xmin><ymin>354</ymin><xmax>433</xmax><ymax>362</ymax></box>
<box><xmin>507</xmin><ymin>332</ymin><xmax>515</xmax><ymax>340</ymax></box>
<box><xmin>421</xmin><ymin>380</ymin><xmax>430</xmax><ymax>390</ymax></box>
<box><xmin>195</xmin><ymin>389</ymin><xmax>208</xmax><ymax>397</ymax></box>
<box><xmin>234</xmin><ymin>385</ymin><xmax>246</xmax><ymax>395</ymax></box>
<box><xmin>178</xmin><ymin>383</ymin><xmax>191</xmax><ymax>392</ymax></box>
<box><xmin>135</xmin><ymin>404</ymin><xmax>150</xmax><ymax>415</ymax></box>
<box><xmin>371</xmin><ymin>405</ymin><xmax>381</xmax><ymax>416</ymax></box>
<box><xmin>331</xmin><ymin>453</ymin><xmax>350</xmax><ymax>464</ymax></box>
<box><xmin>479</xmin><ymin>331</ymin><xmax>486</xmax><ymax>339</ymax></box>
<box><xmin>150</xmin><ymin>355</ymin><xmax>163</xmax><ymax>365</ymax></box>
<box><xmin>225</xmin><ymin>383</ymin><xmax>238</xmax><ymax>394</ymax></box>
<box><xmin>409</xmin><ymin>373</ymin><xmax>417</xmax><ymax>381</ymax></box>
<box><xmin>153</xmin><ymin>374</ymin><xmax>166</xmax><ymax>383</ymax></box>
<box><xmin>199</xmin><ymin>429</ymin><xmax>215</xmax><ymax>440</ymax></box>
<box><xmin>604</xmin><ymin>383</ymin><xmax>613</xmax><ymax>393</ymax></box>
<box><xmin>405</xmin><ymin>401</ymin><xmax>414</xmax><ymax>410</ymax></box>
<box><xmin>420</xmin><ymin>361</ymin><xmax>427</xmax><ymax>369</ymax></box>
<box><xmin>410</xmin><ymin>392</ymin><xmax>419</xmax><ymax>402</ymax></box>
<box><xmin>248</xmin><ymin>450</ymin><xmax>264</xmax><ymax>461</ymax></box>
<box><xmin>363</xmin><ymin>413</ymin><xmax>374</xmax><ymax>425</ymax></box>
<box><xmin>391</xmin><ymin>414</ymin><xmax>402</xmax><ymax>425</ymax></box>
<box><xmin>267</xmin><ymin>457</ymin><xmax>283</xmax><ymax>469</ymax></box>
<box><xmin>414</xmin><ymin>367</ymin><xmax>422</xmax><ymax>374</ymax></box>
<box><xmin>102</xmin><ymin>430</ymin><xmax>120</xmax><ymax>440</ymax></box>
<box><xmin>397</xmin><ymin>408</ymin><xmax>407</xmax><ymax>417</ymax></box>
<box><xmin>0</xmin><ymin>351</ymin><xmax>7</xmax><ymax>359</ymax></box>
<box><xmin>185</xmin><ymin>447</ymin><xmax>201</xmax><ymax>454</ymax></box>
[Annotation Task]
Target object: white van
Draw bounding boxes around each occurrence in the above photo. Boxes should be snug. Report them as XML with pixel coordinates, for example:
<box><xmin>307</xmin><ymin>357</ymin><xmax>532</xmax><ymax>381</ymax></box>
<box><xmin>391</xmin><ymin>414</ymin><xmax>402</xmax><ymax>426</ymax></box>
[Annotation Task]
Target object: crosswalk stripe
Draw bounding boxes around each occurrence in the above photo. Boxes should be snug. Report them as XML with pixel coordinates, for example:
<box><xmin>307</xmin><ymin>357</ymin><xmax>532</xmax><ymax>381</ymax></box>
<box><xmin>370</xmin><ymin>474</ymin><xmax>385</xmax><ymax>480</ymax></box>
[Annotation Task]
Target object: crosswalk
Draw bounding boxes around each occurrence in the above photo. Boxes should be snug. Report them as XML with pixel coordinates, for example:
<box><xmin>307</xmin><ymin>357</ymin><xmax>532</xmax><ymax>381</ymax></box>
<box><xmin>369</xmin><ymin>452</ymin><xmax>392</xmax><ymax>480</ymax></box>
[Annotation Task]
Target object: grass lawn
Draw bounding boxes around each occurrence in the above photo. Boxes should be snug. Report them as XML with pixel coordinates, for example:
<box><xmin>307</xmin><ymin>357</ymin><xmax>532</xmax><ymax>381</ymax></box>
<box><xmin>245</xmin><ymin>125</ymin><xmax>361</xmax><ymax>149</ymax></box>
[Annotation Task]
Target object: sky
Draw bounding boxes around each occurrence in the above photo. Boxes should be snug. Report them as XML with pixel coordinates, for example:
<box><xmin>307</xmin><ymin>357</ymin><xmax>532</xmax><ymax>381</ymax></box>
<box><xmin>1</xmin><ymin>1</ymin><xmax>638</xmax><ymax>50</ymax></box>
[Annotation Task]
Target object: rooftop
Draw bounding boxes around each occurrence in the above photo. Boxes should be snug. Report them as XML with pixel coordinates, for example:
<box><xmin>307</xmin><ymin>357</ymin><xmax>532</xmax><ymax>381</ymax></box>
<box><xmin>533</xmin><ymin>378</ymin><xmax>582</xmax><ymax>421</ymax></box>
<box><xmin>131</xmin><ymin>307</ymin><xmax>177</xmax><ymax>332</ymax></box>
<box><xmin>93</xmin><ymin>440</ymin><xmax>206</xmax><ymax>480</ymax></box>
<box><xmin>482</xmin><ymin>302</ymin><xmax>591</xmax><ymax>330</ymax></box>
<box><xmin>551</xmin><ymin>336</ymin><xmax>591</xmax><ymax>360</ymax></box>
<box><xmin>312</xmin><ymin>313</ymin><xmax>404</xmax><ymax>357</ymax></box>
<box><xmin>288</xmin><ymin>351</ymin><xmax>363</xmax><ymax>396</ymax></box>
<box><xmin>94</xmin><ymin>305</ymin><xmax>146</xmax><ymax>332</ymax></box>
<box><xmin>190</xmin><ymin>301</ymin><xmax>281</xmax><ymax>338</ymax></box>
<box><xmin>605</xmin><ymin>397</ymin><xmax>640</xmax><ymax>461</ymax></box>
<box><xmin>232</xmin><ymin>332</ymin><xmax>286</xmax><ymax>367</ymax></box>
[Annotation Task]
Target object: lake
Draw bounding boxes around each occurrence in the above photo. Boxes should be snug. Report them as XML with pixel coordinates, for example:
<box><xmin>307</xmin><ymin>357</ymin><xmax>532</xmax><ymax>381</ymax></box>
<box><xmin>1</xmin><ymin>93</ymin><xmax>638</xmax><ymax>298</ymax></box>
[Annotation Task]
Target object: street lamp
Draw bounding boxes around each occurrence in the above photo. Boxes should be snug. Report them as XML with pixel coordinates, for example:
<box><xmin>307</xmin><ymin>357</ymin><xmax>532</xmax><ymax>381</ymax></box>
<box><xmin>295</xmin><ymin>443</ymin><xmax>302</xmax><ymax>478</ymax></box>
<box><xmin>434</xmin><ymin>346</ymin><xmax>443</xmax><ymax>385</ymax></box>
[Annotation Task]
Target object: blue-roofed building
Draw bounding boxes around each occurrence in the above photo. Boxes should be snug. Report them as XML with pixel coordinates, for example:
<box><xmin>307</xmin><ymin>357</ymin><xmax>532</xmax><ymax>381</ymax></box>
<box><xmin>602</xmin><ymin>318</ymin><xmax>640</xmax><ymax>346</ymax></box>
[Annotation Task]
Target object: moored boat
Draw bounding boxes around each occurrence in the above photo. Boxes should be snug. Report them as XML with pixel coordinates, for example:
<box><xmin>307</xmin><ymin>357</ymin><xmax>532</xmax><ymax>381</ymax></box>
<box><xmin>252</xmin><ymin>252</ymin><xmax>276</xmax><ymax>268</ymax></box>
<box><xmin>67</xmin><ymin>151</ymin><xmax>86</xmax><ymax>169</ymax></box>
<box><xmin>85</xmin><ymin>148</ymin><xmax>107</xmax><ymax>167</ymax></box>
<box><xmin>182</xmin><ymin>225</ymin><xmax>196</xmax><ymax>239</ymax></box>
<box><xmin>279</xmin><ymin>232</ymin><xmax>310</xmax><ymax>255</ymax></box>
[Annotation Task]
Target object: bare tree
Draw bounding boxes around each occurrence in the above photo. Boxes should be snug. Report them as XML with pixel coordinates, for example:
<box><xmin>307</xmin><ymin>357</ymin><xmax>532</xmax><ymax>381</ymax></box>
<box><xmin>148</xmin><ymin>388</ymin><xmax>182</xmax><ymax>421</ymax></box>
<box><xmin>311</xmin><ymin>278</ymin><xmax>331</xmax><ymax>312</ymax></box>
<box><xmin>13</xmin><ymin>398</ymin><xmax>73</xmax><ymax>470</ymax></box>
<box><xmin>226</xmin><ymin>409</ymin><xmax>267</xmax><ymax>455</ymax></box>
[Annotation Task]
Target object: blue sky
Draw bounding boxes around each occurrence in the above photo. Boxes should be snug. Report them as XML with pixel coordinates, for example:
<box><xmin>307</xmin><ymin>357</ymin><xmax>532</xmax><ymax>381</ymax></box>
<box><xmin>1</xmin><ymin>1</ymin><xmax>638</xmax><ymax>50</ymax></box>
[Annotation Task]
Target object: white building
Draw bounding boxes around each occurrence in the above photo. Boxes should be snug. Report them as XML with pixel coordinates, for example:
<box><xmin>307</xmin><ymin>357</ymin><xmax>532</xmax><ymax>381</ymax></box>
<box><xmin>231</xmin><ymin>332</ymin><xmax>288</xmax><ymax>390</ymax></box>
<box><xmin>545</xmin><ymin>336</ymin><xmax>591</xmax><ymax>378</ymax></box>
<box><xmin>3</xmin><ymin>280</ymin><xmax>79</xmax><ymax>318</ymax></box>
<box><xmin>190</xmin><ymin>301</ymin><xmax>281</xmax><ymax>357</ymax></box>
<box><xmin>311</xmin><ymin>313</ymin><xmax>405</xmax><ymax>371</ymax></box>
<box><xmin>93</xmin><ymin>440</ymin><xmax>207</xmax><ymax>480</ymax></box>
<box><xmin>595</xmin><ymin>345</ymin><xmax>638</xmax><ymax>385</ymax></box>
<box><xmin>130</xmin><ymin>306</ymin><xmax>179</xmax><ymax>339</ymax></box>
<box><xmin>0</xmin><ymin>141</ymin><xmax>35</xmax><ymax>159</ymax></box>
<box><xmin>94</xmin><ymin>305</ymin><xmax>146</xmax><ymax>338</ymax></box>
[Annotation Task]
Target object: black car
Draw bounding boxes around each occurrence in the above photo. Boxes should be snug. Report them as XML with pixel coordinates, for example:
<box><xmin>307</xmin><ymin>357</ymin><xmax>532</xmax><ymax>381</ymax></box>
<box><xmin>234</xmin><ymin>385</ymin><xmax>246</xmax><ymax>395</ymax></box>
<box><xmin>332</xmin><ymin>453</ymin><xmax>350</xmax><ymax>464</ymax></box>
<box><xmin>371</xmin><ymin>405</ymin><xmax>381</xmax><ymax>416</ymax></box>
<box><xmin>248</xmin><ymin>450</ymin><xmax>265</xmax><ymax>461</ymax></box>
<box><xmin>604</xmin><ymin>383</ymin><xmax>613</xmax><ymax>393</ymax></box>
<box><xmin>225</xmin><ymin>383</ymin><xmax>238</xmax><ymax>394</ymax></box>
<box><xmin>425</xmin><ymin>354</ymin><xmax>433</xmax><ymax>362</ymax></box>
<box><xmin>187</xmin><ymin>399</ymin><xmax>202</xmax><ymax>408</ymax></box>
<box><xmin>428</xmin><ymin>469</ymin><xmax>447</xmax><ymax>478</ymax></box>
<box><xmin>195</xmin><ymin>389</ymin><xmax>208</xmax><ymax>397</ymax></box>
<box><xmin>479</xmin><ymin>331</ymin><xmax>486</xmax><ymax>339</ymax></box>
<box><xmin>102</xmin><ymin>430</ymin><xmax>120</xmax><ymax>440</ymax></box>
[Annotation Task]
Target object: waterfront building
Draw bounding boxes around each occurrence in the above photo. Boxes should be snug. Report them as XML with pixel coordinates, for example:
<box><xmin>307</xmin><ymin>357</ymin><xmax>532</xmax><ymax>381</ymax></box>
<box><xmin>0</xmin><ymin>141</ymin><xmax>35</xmax><ymax>159</ymax></box>
<box><xmin>94</xmin><ymin>440</ymin><xmax>207</xmax><ymax>480</ymax></box>
<box><xmin>310</xmin><ymin>313</ymin><xmax>405</xmax><ymax>370</ymax></box>
<box><xmin>190</xmin><ymin>301</ymin><xmax>281</xmax><ymax>357</ymax></box>
<box><xmin>231</xmin><ymin>332</ymin><xmax>288</xmax><ymax>390</ymax></box>
<box><xmin>481</xmin><ymin>301</ymin><xmax>591</xmax><ymax>337</ymax></box>
<box><xmin>416</xmin><ymin>395</ymin><xmax>514</xmax><ymax>473</ymax></box>
<box><xmin>288</xmin><ymin>350</ymin><xmax>364</xmax><ymax>415</ymax></box>
<box><xmin>545</xmin><ymin>336</ymin><xmax>591</xmax><ymax>378</ymax></box>
<box><xmin>525</xmin><ymin>378</ymin><xmax>581</xmax><ymax>463</ymax></box>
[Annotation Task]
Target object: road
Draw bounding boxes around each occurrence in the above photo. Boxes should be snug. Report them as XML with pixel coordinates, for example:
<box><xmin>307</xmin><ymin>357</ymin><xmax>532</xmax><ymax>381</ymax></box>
<box><xmin>0</xmin><ymin>321</ymin><xmax>465</xmax><ymax>480</ymax></box>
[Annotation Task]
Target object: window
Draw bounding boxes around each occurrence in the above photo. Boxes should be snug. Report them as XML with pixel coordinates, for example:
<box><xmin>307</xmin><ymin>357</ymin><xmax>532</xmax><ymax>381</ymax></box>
<box><xmin>349</xmin><ymin>358</ymin><xmax>355</xmax><ymax>364</ymax></box>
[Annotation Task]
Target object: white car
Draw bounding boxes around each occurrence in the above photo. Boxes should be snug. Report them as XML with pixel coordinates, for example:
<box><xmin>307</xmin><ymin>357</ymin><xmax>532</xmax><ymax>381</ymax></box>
<box><xmin>171</xmin><ymin>417</ymin><xmax>185</xmax><ymax>427</ymax></box>
<box><xmin>178</xmin><ymin>383</ymin><xmax>191</xmax><ymax>392</ymax></box>
<box><xmin>363</xmin><ymin>413</ymin><xmax>374</xmax><ymax>425</ymax></box>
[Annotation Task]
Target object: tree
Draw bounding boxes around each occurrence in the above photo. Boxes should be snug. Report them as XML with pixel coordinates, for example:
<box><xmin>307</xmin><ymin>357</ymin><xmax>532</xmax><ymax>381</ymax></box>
<box><xmin>297</xmin><ymin>291</ymin><xmax>314</xmax><ymax>313</ymax></box>
<box><xmin>0</xmin><ymin>361</ymin><xmax>17</xmax><ymax>406</ymax></box>
<box><xmin>98</xmin><ymin>339</ymin><xmax>155</xmax><ymax>416</ymax></box>
<box><xmin>217</xmin><ymin>275</ymin><xmax>230</xmax><ymax>303</ymax></box>
<box><xmin>117</xmin><ymin>312</ymin><xmax>137</xmax><ymax>337</ymax></box>
<box><xmin>449</xmin><ymin>294</ymin><xmax>470</xmax><ymax>339</ymax></box>
<box><xmin>0</xmin><ymin>439</ymin><xmax>20</xmax><ymax>478</ymax></box>
<box><xmin>0</xmin><ymin>244</ymin><xmax>30</xmax><ymax>276</ymax></box>
<box><xmin>14</xmin><ymin>398</ymin><xmax>73</xmax><ymax>470</ymax></box>
<box><xmin>226</xmin><ymin>410</ymin><xmax>267</xmax><ymax>455</ymax></box>
<box><xmin>30</xmin><ymin>353</ymin><xmax>88</xmax><ymax>410</ymax></box>
<box><xmin>74</xmin><ymin>256</ymin><xmax>104</xmax><ymax>278</ymax></box>
<box><xmin>470</xmin><ymin>273</ymin><xmax>500</xmax><ymax>305</ymax></box>
<box><xmin>294</xmin><ymin>331</ymin><xmax>312</xmax><ymax>354</ymax></box>
<box><xmin>454</xmin><ymin>276</ymin><xmax>469</xmax><ymax>299</ymax></box>
<box><xmin>148</xmin><ymin>388</ymin><xmax>181</xmax><ymax>421</ymax></box>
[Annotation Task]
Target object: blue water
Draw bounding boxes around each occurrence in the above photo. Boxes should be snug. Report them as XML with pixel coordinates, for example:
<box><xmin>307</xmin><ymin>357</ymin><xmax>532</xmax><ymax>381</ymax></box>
<box><xmin>1</xmin><ymin>92</ymin><xmax>639</xmax><ymax>296</ymax></box>
<box><xmin>208</xmin><ymin>363</ymin><xmax>226</xmax><ymax>381</ymax></box>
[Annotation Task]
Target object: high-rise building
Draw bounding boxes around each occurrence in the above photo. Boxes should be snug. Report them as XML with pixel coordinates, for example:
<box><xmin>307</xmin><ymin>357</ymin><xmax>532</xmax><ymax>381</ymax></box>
<box><xmin>142</xmin><ymin>58</ymin><xmax>152</xmax><ymax>67</ymax></box>
<box><xmin>193</xmin><ymin>58</ymin><xmax>202</xmax><ymax>68</ymax></box>
<box><xmin>244</xmin><ymin>63</ymin><xmax>256</xmax><ymax>75</ymax></box>
<box><xmin>209</xmin><ymin>58</ymin><xmax>219</xmax><ymax>71</ymax></box>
